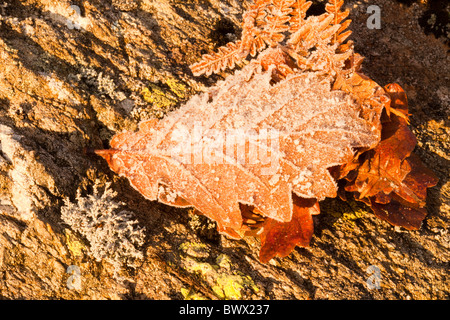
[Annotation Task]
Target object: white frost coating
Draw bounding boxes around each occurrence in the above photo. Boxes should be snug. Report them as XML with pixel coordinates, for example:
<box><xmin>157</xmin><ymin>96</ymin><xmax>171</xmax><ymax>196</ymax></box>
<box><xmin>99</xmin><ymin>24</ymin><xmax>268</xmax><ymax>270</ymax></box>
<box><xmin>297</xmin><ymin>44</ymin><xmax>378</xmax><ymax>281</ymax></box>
<box><xmin>292</xmin><ymin>170</ymin><xmax>313</xmax><ymax>187</ymax></box>
<box><xmin>269</xmin><ymin>174</ymin><xmax>281</xmax><ymax>186</ymax></box>
<box><xmin>303</xmin><ymin>182</ymin><xmax>312</xmax><ymax>189</ymax></box>
<box><xmin>158</xmin><ymin>185</ymin><xmax>178</xmax><ymax>203</ymax></box>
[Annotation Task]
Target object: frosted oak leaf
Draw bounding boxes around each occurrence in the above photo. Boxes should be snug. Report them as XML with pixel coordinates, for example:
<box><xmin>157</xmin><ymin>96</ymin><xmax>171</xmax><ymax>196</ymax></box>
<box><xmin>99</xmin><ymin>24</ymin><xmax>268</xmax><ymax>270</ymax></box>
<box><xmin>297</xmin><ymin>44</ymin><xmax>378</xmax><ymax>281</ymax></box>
<box><xmin>94</xmin><ymin>0</ymin><xmax>438</xmax><ymax>263</ymax></box>
<box><xmin>95</xmin><ymin>49</ymin><xmax>383</xmax><ymax>262</ymax></box>
<box><xmin>94</xmin><ymin>0</ymin><xmax>422</xmax><ymax>263</ymax></box>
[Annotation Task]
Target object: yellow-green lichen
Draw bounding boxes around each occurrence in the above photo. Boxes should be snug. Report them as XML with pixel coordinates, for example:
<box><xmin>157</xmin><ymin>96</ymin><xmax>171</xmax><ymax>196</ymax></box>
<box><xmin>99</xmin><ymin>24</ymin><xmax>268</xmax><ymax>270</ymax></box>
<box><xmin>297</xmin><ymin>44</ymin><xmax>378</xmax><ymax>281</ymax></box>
<box><xmin>212</xmin><ymin>272</ymin><xmax>259</xmax><ymax>300</ymax></box>
<box><xmin>179</xmin><ymin>241</ymin><xmax>210</xmax><ymax>259</ymax></box>
<box><xmin>179</xmin><ymin>242</ymin><xmax>259</xmax><ymax>300</ymax></box>
<box><xmin>165</xmin><ymin>77</ymin><xmax>188</xmax><ymax>99</ymax></box>
<box><xmin>142</xmin><ymin>84</ymin><xmax>178</xmax><ymax>110</ymax></box>
<box><xmin>216</xmin><ymin>254</ymin><xmax>232</xmax><ymax>270</ymax></box>
<box><xmin>64</xmin><ymin>229</ymin><xmax>85</xmax><ymax>257</ymax></box>
<box><xmin>321</xmin><ymin>197</ymin><xmax>369</xmax><ymax>225</ymax></box>
<box><xmin>141</xmin><ymin>78</ymin><xmax>189</xmax><ymax>113</ymax></box>
<box><xmin>339</xmin><ymin>197</ymin><xmax>368</xmax><ymax>222</ymax></box>
<box><xmin>181</xmin><ymin>287</ymin><xmax>208</xmax><ymax>300</ymax></box>
<box><xmin>185</xmin><ymin>256</ymin><xmax>216</xmax><ymax>276</ymax></box>
<box><xmin>341</xmin><ymin>206</ymin><xmax>366</xmax><ymax>221</ymax></box>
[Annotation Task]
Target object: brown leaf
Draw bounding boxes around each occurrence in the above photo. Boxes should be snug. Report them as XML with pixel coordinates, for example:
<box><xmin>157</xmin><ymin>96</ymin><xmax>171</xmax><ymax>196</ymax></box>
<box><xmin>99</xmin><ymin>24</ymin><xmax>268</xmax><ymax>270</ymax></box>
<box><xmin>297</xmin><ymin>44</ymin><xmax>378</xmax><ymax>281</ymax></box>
<box><xmin>191</xmin><ymin>0</ymin><xmax>356</xmax><ymax>77</ymax></box>
<box><xmin>289</xmin><ymin>0</ymin><xmax>313</xmax><ymax>32</ymax></box>
<box><xmin>344</xmin><ymin>85</ymin><xmax>417</xmax><ymax>200</ymax></box>
<box><xmin>369</xmin><ymin>199</ymin><xmax>428</xmax><ymax>230</ymax></box>
<box><xmin>398</xmin><ymin>153</ymin><xmax>438</xmax><ymax>206</ymax></box>
<box><xmin>97</xmin><ymin>1</ymin><xmax>436</xmax><ymax>262</ymax></box>
<box><xmin>342</xmin><ymin>83</ymin><xmax>438</xmax><ymax>229</ymax></box>
<box><xmin>369</xmin><ymin>151</ymin><xmax>438</xmax><ymax>230</ymax></box>
<box><xmin>383</xmin><ymin>83</ymin><xmax>410</xmax><ymax>122</ymax></box>
<box><xmin>190</xmin><ymin>41</ymin><xmax>245</xmax><ymax>76</ymax></box>
<box><xmin>96</xmin><ymin>48</ymin><xmax>383</xmax><ymax>261</ymax></box>
<box><xmin>259</xmin><ymin>196</ymin><xmax>319</xmax><ymax>263</ymax></box>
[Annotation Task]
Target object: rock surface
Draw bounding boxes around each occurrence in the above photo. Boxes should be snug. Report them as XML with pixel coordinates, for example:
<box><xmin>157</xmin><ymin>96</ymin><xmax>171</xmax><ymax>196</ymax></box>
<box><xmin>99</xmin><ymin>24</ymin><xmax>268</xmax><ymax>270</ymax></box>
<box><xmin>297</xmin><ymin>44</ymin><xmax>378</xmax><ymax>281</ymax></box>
<box><xmin>0</xmin><ymin>0</ymin><xmax>448</xmax><ymax>299</ymax></box>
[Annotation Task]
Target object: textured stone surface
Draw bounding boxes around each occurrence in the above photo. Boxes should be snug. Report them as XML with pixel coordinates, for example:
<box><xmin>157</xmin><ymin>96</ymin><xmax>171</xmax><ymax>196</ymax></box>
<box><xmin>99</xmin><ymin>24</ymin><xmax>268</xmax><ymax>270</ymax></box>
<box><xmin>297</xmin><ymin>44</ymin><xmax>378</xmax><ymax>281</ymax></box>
<box><xmin>0</xmin><ymin>0</ymin><xmax>448</xmax><ymax>299</ymax></box>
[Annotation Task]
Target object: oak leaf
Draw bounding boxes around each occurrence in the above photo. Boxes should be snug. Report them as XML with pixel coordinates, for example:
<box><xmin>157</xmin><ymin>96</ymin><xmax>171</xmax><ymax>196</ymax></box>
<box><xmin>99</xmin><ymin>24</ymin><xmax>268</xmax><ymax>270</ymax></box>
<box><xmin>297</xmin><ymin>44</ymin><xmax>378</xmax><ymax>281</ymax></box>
<box><xmin>259</xmin><ymin>196</ymin><xmax>319</xmax><ymax>263</ymax></box>
<box><xmin>95</xmin><ymin>55</ymin><xmax>382</xmax><ymax>261</ymax></box>
<box><xmin>95</xmin><ymin>0</ymin><xmax>437</xmax><ymax>263</ymax></box>
<box><xmin>342</xmin><ymin>84</ymin><xmax>438</xmax><ymax>229</ymax></box>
